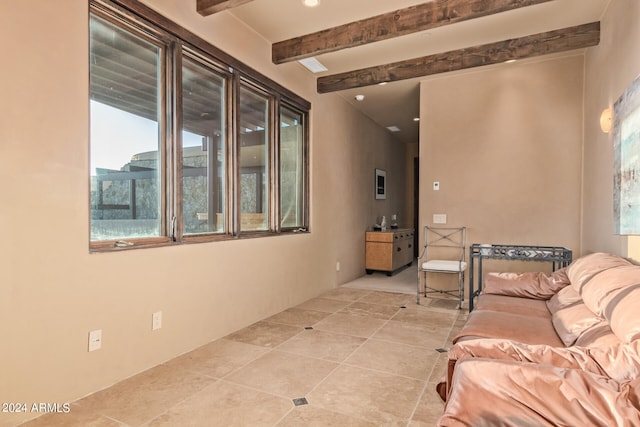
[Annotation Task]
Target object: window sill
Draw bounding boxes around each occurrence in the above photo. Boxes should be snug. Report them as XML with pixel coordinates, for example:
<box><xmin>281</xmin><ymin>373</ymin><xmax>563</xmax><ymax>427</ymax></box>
<box><xmin>89</xmin><ymin>229</ymin><xmax>310</xmax><ymax>253</ymax></box>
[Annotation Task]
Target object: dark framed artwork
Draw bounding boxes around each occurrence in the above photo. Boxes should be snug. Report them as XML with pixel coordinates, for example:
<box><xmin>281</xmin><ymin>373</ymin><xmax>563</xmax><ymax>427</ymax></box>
<box><xmin>614</xmin><ymin>75</ymin><xmax>640</xmax><ymax>234</ymax></box>
<box><xmin>375</xmin><ymin>168</ymin><xmax>386</xmax><ymax>200</ymax></box>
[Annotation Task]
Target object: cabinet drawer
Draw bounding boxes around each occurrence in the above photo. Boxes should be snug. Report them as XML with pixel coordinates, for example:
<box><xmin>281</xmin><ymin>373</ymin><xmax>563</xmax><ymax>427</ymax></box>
<box><xmin>365</xmin><ymin>231</ymin><xmax>394</xmax><ymax>243</ymax></box>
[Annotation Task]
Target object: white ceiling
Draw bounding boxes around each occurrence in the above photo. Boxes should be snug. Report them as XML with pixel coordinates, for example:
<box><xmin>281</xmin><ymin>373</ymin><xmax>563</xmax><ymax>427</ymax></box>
<box><xmin>228</xmin><ymin>0</ymin><xmax>609</xmax><ymax>144</ymax></box>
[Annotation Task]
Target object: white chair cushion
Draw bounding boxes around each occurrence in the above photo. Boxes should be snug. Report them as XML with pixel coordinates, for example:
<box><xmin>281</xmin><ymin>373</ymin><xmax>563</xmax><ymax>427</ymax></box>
<box><xmin>422</xmin><ymin>260</ymin><xmax>467</xmax><ymax>272</ymax></box>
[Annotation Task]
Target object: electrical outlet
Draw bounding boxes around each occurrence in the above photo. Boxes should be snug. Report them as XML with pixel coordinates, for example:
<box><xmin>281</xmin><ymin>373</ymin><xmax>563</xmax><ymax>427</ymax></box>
<box><xmin>152</xmin><ymin>311</ymin><xmax>162</xmax><ymax>331</ymax></box>
<box><xmin>88</xmin><ymin>329</ymin><xmax>102</xmax><ymax>352</ymax></box>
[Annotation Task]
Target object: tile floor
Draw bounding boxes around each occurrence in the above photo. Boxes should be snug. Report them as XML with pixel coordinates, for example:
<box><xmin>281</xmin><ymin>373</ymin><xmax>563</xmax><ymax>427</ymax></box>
<box><xmin>20</xmin><ymin>286</ymin><xmax>466</xmax><ymax>427</ymax></box>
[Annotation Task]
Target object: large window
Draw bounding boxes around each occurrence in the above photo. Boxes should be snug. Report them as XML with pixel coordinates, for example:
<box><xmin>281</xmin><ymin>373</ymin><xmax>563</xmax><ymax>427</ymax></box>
<box><xmin>181</xmin><ymin>54</ymin><xmax>227</xmax><ymax>236</ymax></box>
<box><xmin>89</xmin><ymin>14</ymin><xmax>165</xmax><ymax>242</ymax></box>
<box><xmin>89</xmin><ymin>0</ymin><xmax>309</xmax><ymax>251</ymax></box>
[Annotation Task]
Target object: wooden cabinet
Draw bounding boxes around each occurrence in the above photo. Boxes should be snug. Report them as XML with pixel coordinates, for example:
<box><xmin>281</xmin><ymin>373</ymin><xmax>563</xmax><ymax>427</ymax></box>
<box><xmin>365</xmin><ymin>228</ymin><xmax>414</xmax><ymax>275</ymax></box>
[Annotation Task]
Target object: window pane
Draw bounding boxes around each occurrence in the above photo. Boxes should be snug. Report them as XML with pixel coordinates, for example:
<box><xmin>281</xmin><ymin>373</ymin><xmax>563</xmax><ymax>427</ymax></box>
<box><xmin>280</xmin><ymin>106</ymin><xmax>305</xmax><ymax>229</ymax></box>
<box><xmin>181</xmin><ymin>57</ymin><xmax>226</xmax><ymax>235</ymax></box>
<box><xmin>239</xmin><ymin>86</ymin><xmax>269</xmax><ymax>231</ymax></box>
<box><xmin>89</xmin><ymin>15</ymin><xmax>163</xmax><ymax>241</ymax></box>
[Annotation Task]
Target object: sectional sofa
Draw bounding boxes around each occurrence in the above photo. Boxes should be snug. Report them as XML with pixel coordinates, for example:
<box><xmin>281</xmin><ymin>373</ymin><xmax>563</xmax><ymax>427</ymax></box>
<box><xmin>437</xmin><ymin>252</ymin><xmax>640</xmax><ymax>426</ymax></box>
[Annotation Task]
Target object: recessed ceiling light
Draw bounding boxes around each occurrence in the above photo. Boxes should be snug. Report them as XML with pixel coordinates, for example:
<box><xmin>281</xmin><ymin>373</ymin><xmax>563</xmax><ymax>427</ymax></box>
<box><xmin>378</xmin><ymin>82</ymin><xmax>388</xmax><ymax>86</ymax></box>
<box><xmin>355</xmin><ymin>94</ymin><xmax>365</xmax><ymax>101</ymax></box>
<box><xmin>386</xmin><ymin>126</ymin><xmax>401</xmax><ymax>132</ymax></box>
<box><xmin>298</xmin><ymin>57</ymin><xmax>328</xmax><ymax>73</ymax></box>
<box><xmin>505</xmin><ymin>59</ymin><xmax>517</xmax><ymax>64</ymax></box>
<box><xmin>302</xmin><ymin>0</ymin><xmax>320</xmax><ymax>7</ymax></box>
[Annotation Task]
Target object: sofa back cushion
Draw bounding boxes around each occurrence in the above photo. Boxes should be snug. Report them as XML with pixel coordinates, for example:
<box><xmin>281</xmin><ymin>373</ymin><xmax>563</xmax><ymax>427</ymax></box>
<box><xmin>566</xmin><ymin>252</ymin><xmax>632</xmax><ymax>293</ymax></box>
<box><xmin>580</xmin><ymin>264</ymin><xmax>640</xmax><ymax>343</ymax></box>
<box><xmin>483</xmin><ymin>269</ymin><xmax>570</xmax><ymax>300</ymax></box>
<box><xmin>581</xmin><ymin>266</ymin><xmax>640</xmax><ymax>316</ymax></box>
<box><xmin>546</xmin><ymin>285</ymin><xmax>582</xmax><ymax>314</ymax></box>
<box><xmin>605</xmin><ymin>285</ymin><xmax>640</xmax><ymax>343</ymax></box>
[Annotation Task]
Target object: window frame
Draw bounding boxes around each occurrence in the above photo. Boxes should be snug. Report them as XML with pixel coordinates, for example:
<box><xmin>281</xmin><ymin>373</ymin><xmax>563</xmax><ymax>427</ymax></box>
<box><xmin>279</xmin><ymin>103</ymin><xmax>309</xmax><ymax>232</ymax></box>
<box><xmin>89</xmin><ymin>3</ymin><xmax>174</xmax><ymax>250</ymax></box>
<box><xmin>236</xmin><ymin>80</ymin><xmax>275</xmax><ymax>236</ymax></box>
<box><xmin>176</xmin><ymin>47</ymin><xmax>234</xmax><ymax>242</ymax></box>
<box><xmin>89</xmin><ymin>0</ymin><xmax>310</xmax><ymax>252</ymax></box>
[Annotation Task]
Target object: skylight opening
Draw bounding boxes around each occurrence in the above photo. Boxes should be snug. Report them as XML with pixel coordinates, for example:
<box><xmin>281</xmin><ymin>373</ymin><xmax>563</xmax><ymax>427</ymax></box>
<box><xmin>298</xmin><ymin>57</ymin><xmax>328</xmax><ymax>73</ymax></box>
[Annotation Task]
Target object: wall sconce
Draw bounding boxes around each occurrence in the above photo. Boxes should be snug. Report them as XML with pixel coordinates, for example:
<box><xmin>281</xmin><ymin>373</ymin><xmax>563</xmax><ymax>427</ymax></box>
<box><xmin>600</xmin><ymin>107</ymin><xmax>613</xmax><ymax>133</ymax></box>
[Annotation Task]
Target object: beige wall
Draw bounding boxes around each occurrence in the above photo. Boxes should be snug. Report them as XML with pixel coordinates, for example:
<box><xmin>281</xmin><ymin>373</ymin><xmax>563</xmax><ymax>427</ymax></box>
<box><xmin>312</xmin><ymin>95</ymin><xmax>412</xmax><ymax>284</ymax></box>
<box><xmin>419</xmin><ymin>55</ymin><xmax>584</xmax><ymax>266</ymax></box>
<box><xmin>583</xmin><ymin>0</ymin><xmax>640</xmax><ymax>259</ymax></box>
<box><xmin>0</xmin><ymin>1</ymin><xmax>409</xmax><ymax>423</ymax></box>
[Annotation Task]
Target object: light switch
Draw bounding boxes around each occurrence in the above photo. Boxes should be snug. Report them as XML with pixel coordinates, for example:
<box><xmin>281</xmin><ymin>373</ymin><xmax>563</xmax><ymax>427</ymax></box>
<box><xmin>433</xmin><ymin>181</ymin><xmax>440</xmax><ymax>191</ymax></box>
<box><xmin>433</xmin><ymin>214</ymin><xmax>447</xmax><ymax>224</ymax></box>
<box><xmin>88</xmin><ymin>329</ymin><xmax>102</xmax><ymax>352</ymax></box>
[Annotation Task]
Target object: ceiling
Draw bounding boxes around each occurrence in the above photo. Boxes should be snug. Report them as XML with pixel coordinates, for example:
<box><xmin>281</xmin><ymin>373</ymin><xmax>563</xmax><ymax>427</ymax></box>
<box><xmin>203</xmin><ymin>0</ymin><xmax>609</xmax><ymax>144</ymax></box>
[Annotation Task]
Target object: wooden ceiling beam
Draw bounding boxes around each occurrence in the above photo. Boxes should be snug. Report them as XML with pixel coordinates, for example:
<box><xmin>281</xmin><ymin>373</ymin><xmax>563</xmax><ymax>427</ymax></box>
<box><xmin>197</xmin><ymin>0</ymin><xmax>254</xmax><ymax>16</ymax></box>
<box><xmin>272</xmin><ymin>0</ymin><xmax>555</xmax><ymax>64</ymax></box>
<box><xmin>317</xmin><ymin>22</ymin><xmax>600</xmax><ymax>93</ymax></box>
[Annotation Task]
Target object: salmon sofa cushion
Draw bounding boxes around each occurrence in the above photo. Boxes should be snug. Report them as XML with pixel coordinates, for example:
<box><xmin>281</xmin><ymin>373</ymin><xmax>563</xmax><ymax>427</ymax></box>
<box><xmin>552</xmin><ymin>302</ymin><xmax>603</xmax><ymax>346</ymax></box>
<box><xmin>566</xmin><ymin>252</ymin><xmax>632</xmax><ymax>293</ymax></box>
<box><xmin>546</xmin><ymin>285</ymin><xmax>582</xmax><ymax>314</ymax></box>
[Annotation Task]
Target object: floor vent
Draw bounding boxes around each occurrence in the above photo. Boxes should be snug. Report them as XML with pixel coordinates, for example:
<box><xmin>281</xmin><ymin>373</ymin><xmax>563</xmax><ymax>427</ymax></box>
<box><xmin>293</xmin><ymin>397</ymin><xmax>309</xmax><ymax>406</ymax></box>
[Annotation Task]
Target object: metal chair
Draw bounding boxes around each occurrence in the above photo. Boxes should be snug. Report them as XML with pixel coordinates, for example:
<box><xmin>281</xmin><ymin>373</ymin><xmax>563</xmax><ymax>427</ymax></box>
<box><xmin>417</xmin><ymin>226</ymin><xmax>467</xmax><ymax>309</ymax></box>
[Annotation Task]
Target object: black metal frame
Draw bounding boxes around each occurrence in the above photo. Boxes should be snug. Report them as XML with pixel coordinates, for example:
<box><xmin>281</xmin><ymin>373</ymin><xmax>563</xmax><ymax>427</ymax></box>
<box><xmin>468</xmin><ymin>244</ymin><xmax>572</xmax><ymax>312</ymax></box>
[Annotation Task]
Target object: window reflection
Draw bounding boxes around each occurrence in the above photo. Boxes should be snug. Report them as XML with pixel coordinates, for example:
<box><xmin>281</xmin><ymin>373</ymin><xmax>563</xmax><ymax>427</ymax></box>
<box><xmin>239</xmin><ymin>86</ymin><xmax>269</xmax><ymax>231</ymax></box>
<box><xmin>89</xmin><ymin>15</ymin><xmax>163</xmax><ymax>241</ymax></box>
<box><xmin>181</xmin><ymin>56</ymin><xmax>226</xmax><ymax>235</ymax></box>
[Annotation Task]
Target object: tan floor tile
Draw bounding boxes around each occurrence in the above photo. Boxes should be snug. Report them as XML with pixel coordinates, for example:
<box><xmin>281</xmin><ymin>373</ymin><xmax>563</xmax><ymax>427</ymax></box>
<box><xmin>313</xmin><ymin>313</ymin><xmax>387</xmax><ymax>338</ymax></box>
<box><xmin>19</xmin><ymin>403</ymin><xmax>124</xmax><ymax>427</ymax></box>
<box><xmin>427</xmin><ymin>297</ymin><xmax>462</xmax><ymax>311</ymax></box>
<box><xmin>276</xmin><ymin>405</ymin><xmax>377</xmax><ymax>427</ymax></box>
<box><xmin>308</xmin><ymin>365</ymin><xmax>425</xmax><ymax>425</ymax></box>
<box><xmin>358</xmin><ymin>291</ymin><xmax>416</xmax><ymax>307</ymax></box>
<box><xmin>224</xmin><ymin>350</ymin><xmax>338</xmax><ymax>398</ymax></box>
<box><xmin>147</xmin><ymin>381</ymin><xmax>292</xmax><ymax>427</ymax></box>
<box><xmin>225</xmin><ymin>320</ymin><xmax>302</xmax><ymax>348</ymax></box>
<box><xmin>391</xmin><ymin>306</ymin><xmax>458</xmax><ymax>329</ymax></box>
<box><xmin>452</xmin><ymin>315</ymin><xmax>469</xmax><ymax>332</ymax></box>
<box><xmin>295</xmin><ymin>297</ymin><xmax>351</xmax><ymax>313</ymax></box>
<box><xmin>429</xmin><ymin>353</ymin><xmax>450</xmax><ymax>384</ymax></box>
<box><xmin>373</xmin><ymin>320</ymin><xmax>450</xmax><ymax>349</ymax></box>
<box><xmin>339</xmin><ymin>301</ymin><xmax>401</xmax><ymax>319</ymax></box>
<box><xmin>0</xmin><ymin>413</ymin><xmax>31</xmax><ymax>427</ymax></box>
<box><xmin>345</xmin><ymin>338</ymin><xmax>439</xmax><ymax>380</ymax></box>
<box><xmin>76</xmin><ymin>364</ymin><xmax>214</xmax><ymax>425</ymax></box>
<box><xmin>276</xmin><ymin>329</ymin><xmax>366</xmax><ymax>362</ymax></box>
<box><xmin>320</xmin><ymin>287</ymin><xmax>369</xmax><ymax>302</ymax></box>
<box><xmin>162</xmin><ymin>338</ymin><xmax>269</xmax><ymax>378</ymax></box>
<box><xmin>411</xmin><ymin>382</ymin><xmax>446</xmax><ymax>426</ymax></box>
<box><xmin>265</xmin><ymin>307</ymin><xmax>331</xmax><ymax>327</ymax></box>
